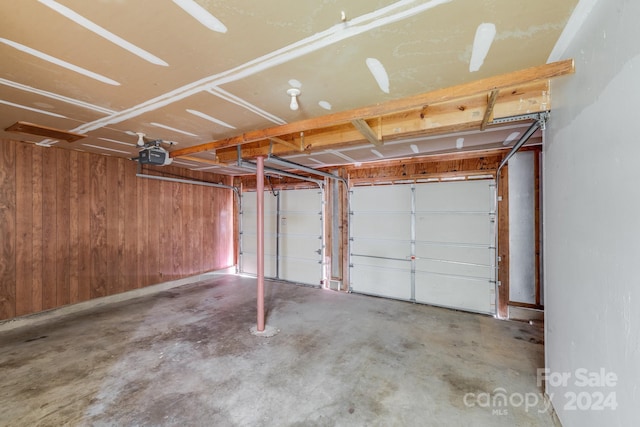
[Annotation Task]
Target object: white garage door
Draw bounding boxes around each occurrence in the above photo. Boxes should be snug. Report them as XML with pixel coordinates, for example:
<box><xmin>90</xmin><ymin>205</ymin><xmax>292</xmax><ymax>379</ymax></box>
<box><xmin>241</xmin><ymin>188</ymin><xmax>324</xmax><ymax>286</ymax></box>
<box><xmin>350</xmin><ymin>185</ymin><xmax>413</xmax><ymax>300</ymax></box>
<box><xmin>350</xmin><ymin>180</ymin><xmax>496</xmax><ymax>314</ymax></box>
<box><xmin>241</xmin><ymin>191</ymin><xmax>278</xmax><ymax>278</ymax></box>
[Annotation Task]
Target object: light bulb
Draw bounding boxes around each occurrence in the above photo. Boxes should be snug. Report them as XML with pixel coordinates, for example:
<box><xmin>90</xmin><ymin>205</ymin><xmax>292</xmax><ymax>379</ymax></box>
<box><xmin>287</xmin><ymin>88</ymin><xmax>301</xmax><ymax>111</ymax></box>
<box><xmin>135</xmin><ymin>132</ymin><xmax>146</xmax><ymax>146</ymax></box>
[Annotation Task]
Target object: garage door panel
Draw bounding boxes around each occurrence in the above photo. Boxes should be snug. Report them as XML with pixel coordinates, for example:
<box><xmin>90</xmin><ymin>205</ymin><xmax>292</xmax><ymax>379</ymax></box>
<box><xmin>415</xmin><ymin>180</ymin><xmax>492</xmax><ymax>211</ymax></box>
<box><xmin>352</xmin><ymin>239</ymin><xmax>409</xmax><ymax>259</ymax></box>
<box><xmin>351</xmin><ymin>214</ymin><xmax>410</xmax><ymax>240</ymax></box>
<box><xmin>243</xmin><ymin>231</ymin><xmax>277</xmax><ymax>250</ymax></box>
<box><xmin>243</xmin><ymin>192</ymin><xmax>278</xmax><ymax>214</ymax></box>
<box><xmin>415</xmin><ymin>274</ymin><xmax>494</xmax><ymax>314</ymax></box>
<box><xmin>415</xmin><ymin>244</ymin><xmax>490</xmax><ymax>265</ymax></box>
<box><xmin>241</xmin><ymin>187</ymin><xmax>277</xmax><ymax>278</ymax></box>
<box><xmin>241</xmin><ymin>189</ymin><xmax>324</xmax><ymax>286</ymax></box>
<box><xmin>241</xmin><ymin>215</ymin><xmax>277</xmax><ymax>234</ymax></box>
<box><xmin>280</xmin><ymin>258</ymin><xmax>321</xmax><ymax>285</ymax></box>
<box><xmin>351</xmin><ymin>185</ymin><xmax>412</xmax><ymax>211</ymax></box>
<box><xmin>352</xmin><ymin>256</ymin><xmax>411</xmax><ymax>270</ymax></box>
<box><xmin>415</xmin><ymin>259</ymin><xmax>491</xmax><ymax>280</ymax></box>
<box><xmin>278</xmin><ymin>189</ymin><xmax>323</xmax><ymax>285</ymax></box>
<box><xmin>281</xmin><ymin>235</ymin><xmax>321</xmax><ymax>258</ymax></box>
<box><xmin>280</xmin><ymin>213</ymin><xmax>321</xmax><ymax>234</ymax></box>
<box><xmin>416</xmin><ymin>214</ymin><xmax>491</xmax><ymax>244</ymax></box>
<box><xmin>350</xmin><ymin>262</ymin><xmax>412</xmax><ymax>300</ymax></box>
<box><xmin>242</xmin><ymin>253</ymin><xmax>277</xmax><ymax>277</ymax></box>
<box><xmin>280</xmin><ymin>189</ymin><xmax>321</xmax><ymax>211</ymax></box>
<box><xmin>350</xmin><ymin>180</ymin><xmax>495</xmax><ymax>315</ymax></box>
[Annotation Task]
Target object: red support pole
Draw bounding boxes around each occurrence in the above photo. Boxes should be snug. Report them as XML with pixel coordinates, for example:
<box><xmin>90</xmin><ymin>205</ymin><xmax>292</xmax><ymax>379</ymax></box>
<box><xmin>256</xmin><ymin>156</ymin><xmax>265</xmax><ymax>332</ymax></box>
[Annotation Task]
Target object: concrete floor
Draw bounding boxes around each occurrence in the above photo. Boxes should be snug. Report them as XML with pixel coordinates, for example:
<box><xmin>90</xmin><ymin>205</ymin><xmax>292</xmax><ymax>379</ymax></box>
<box><xmin>0</xmin><ymin>274</ymin><xmax>558</xmax><ymax>426</ymax></box>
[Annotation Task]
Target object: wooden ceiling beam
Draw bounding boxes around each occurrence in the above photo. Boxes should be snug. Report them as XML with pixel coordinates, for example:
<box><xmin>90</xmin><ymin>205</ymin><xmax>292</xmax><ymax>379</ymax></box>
<box><xmin>178</xmin><ymin>155</ymin><xmax>225</xmax><ymax>166</ymax></box>
<box><xmin>171</xmin><ymin>59</ymin><xmax>573</xmax><ymax>159</ymax></box>
<box><xmin>351</xmin><ymin>119</ymin><xmax>382</xmax><ymax>147</ymax></box>
<box><xmin>5</xmin><ymin>121</ymin><xmax>87</xmax><ymax>142</ymax></box>
<box><xmin>481</xmin><ymin>90</ymin><xmax>499</xmax><ymax>131</ymax></box>
<box><xmin>215</xmin><ymin>81</ymin><xmax>549</xmax><ymax>163</ymax></box>
<box><xmin>269</xmin><ymin>136</ymin><xmax>302</xmax><ymax>152</ymax></box>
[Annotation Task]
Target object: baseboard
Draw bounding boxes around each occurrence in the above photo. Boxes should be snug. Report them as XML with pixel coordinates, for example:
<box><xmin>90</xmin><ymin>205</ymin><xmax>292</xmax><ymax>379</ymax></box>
<box><xmin>508</xmin><ymin>305</ymin><xmax>544</xmax><ymax>323</ymax></box>
<box><xmin>0</xmin><ymin>266</ymin><xmax>236</xmax><ymax>332</ymax></box>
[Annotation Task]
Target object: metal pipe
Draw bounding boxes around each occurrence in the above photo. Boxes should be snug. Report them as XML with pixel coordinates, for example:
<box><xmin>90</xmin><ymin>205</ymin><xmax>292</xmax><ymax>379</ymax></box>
<box><xmin>497</xmin><ymin>119</ymin><xmax>542</xmax><ymax>175</ymax></box>
<box><xmin>238</xmin><ymin>189</ymin><xmax>243</xmax><ymax>275</ymax></box>
<box><xmin>136</xmin><ymin>169</ymin><xmax>243</xmax><ymax>277</ymax></box>
<box><xmin>266</xmin><ymin>154</ymin><xmax>347</xmax><ymax>185</ymax></box>
<box><xmin>238</xmin><ymin>160</ymin><xmax>324</xmax><ymax>187</ymax></box>
<box><xmin>493</xmin><ymin>115</ymin><xmax>545</xmax><ymax>319</ymax></box>
<box><xmin>320</xmin><ymin>185</ymin><xmax>327</xmax><ymax>287</ymax></box>
<box><xmin>135</xmin><ymin>171</ymin><xmax>238</xmax><ymax>194</ymax></box>
<box><xmin>410</xmin><ymin>184</ymin><xmax>416</xmax><ymax>302</ymax></box>
<box><xmin>256</xmin><ymin>156</ymin><xmax>265</xmax><ymax>332</ymax></box>
<box><xmin>275</xmin><ymin>191</ymin><xmax>280</xmax><ymax>280</ymax></box>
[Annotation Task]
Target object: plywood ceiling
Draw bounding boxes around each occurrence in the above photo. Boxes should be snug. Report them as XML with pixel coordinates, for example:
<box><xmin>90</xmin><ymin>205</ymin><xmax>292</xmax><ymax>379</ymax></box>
<box><xmin>0</xmin><ymin>0</ymin><xmax>579</xmax><ymax>174</ymax></box>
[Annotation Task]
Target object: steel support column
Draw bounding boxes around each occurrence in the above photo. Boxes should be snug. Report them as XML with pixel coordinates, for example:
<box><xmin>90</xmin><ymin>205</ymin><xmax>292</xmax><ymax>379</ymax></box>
<box><xmin>256</xmin><ymin>156</ymin><xmax>265</xmax><ymax>332</ymax></box>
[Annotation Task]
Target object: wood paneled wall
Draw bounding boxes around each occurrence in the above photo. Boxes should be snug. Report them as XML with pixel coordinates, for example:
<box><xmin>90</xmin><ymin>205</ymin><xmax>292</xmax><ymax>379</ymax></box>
<box><xmin>0</xmin><ymin>140</ymin><xmax>235</xmax><ymax>321</ymax></box>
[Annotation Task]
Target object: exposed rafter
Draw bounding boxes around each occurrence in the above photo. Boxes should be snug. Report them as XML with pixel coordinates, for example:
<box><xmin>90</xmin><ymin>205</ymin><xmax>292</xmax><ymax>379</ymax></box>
<box><xmin>171</xmin><ymin>60</ymin><xmax>574</xmax><ymax>162</ymax></box>
<box><xmin>178</xmin><ymin>155</ymin><xmax>224</xmax><ymax>166</ymax></box>
<box><xmin>481</xmin><ymin>90</ymin><xmax>500</xmax><ymax>131</ymax></box>
<box><xmin>268</xmin><ymin>137</ymin><xmax>303</xmax><ymax>152</ymax></box>
<box><xmin>351</xmin><ymin>119</ymin><xmax>382</xmax><ymax>147</ymax></box>
<box><xmin>214</xmin><ymin>81</ymin><xmax>550</xmax><ymax>163</ymax></box>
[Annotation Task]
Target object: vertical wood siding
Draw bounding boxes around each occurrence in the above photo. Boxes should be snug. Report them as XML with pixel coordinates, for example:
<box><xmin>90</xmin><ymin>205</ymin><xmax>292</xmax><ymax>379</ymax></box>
<box><xmin>0</xmin><ymin>140</ymin><xmax>235</xmax><ymax>321</ymax></box>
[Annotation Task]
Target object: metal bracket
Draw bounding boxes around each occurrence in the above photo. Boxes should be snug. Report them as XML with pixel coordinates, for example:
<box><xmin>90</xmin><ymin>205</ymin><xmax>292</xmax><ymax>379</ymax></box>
<box><xmin>489</xmin><ymin>111</ymin><xmax>549</xmax><ymax>126</ymax></box>
<box><xmin>537</xmin><ymin>111</ymin><xmax>550</xmax><ymax>130</ymax></box>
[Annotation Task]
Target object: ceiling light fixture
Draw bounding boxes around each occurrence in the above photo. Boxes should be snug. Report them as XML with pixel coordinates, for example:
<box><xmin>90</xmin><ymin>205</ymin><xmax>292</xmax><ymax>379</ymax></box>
<box><xmin>136</xmin><ymin>132</ymin><xmax>146</xmax><ymax>147</ymax></box>
<box><xmin>287</xmin><ymin>88</ymin><xmax>301</xmax><ymax>111</ymax></box>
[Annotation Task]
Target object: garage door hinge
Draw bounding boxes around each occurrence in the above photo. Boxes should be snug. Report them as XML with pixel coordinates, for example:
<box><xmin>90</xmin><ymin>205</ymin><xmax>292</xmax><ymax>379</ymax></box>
<box><xmin>497</xmin><ymin>196</ymin><xmax>503</xmax><ymax>202</ymax></box>
<box><xmin>497</xmin><ymin>281</ymin><xmax>502</xmax><ymax>287</ymax></box>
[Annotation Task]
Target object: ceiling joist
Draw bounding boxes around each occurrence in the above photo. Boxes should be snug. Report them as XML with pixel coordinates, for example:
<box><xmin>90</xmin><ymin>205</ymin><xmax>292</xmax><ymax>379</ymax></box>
<box><xmin>169</xmin><ymin>59</ymin><xmax>574</xmax><ymax>160</ymax></box>
<box><xmin>481</xmin><ymin>90</ymin><xmax>500</xmax><ymax>131</ymax></box>
<box><xmin>351</xmin><ymin>119</ymin><xmax>382</xmax><ymax>147</ymax></box>
<box><xmin>178</xmin><ymin>155</ymin><xmax>225</xmax><ymax>166</ymax></box>
<box><xmin>214</xmin><ymin>80</ymin><xmax>551</xmax><ymax>163</ymax></box>
<box><xmin>5</xmin><ymin>121</ymin><xmax>87</xmax><ymax>142</ymax></box>
<box><xmin>269</xmin><ymin>137</ymin><xmax>303</xmax><ymax>152</ymax></box>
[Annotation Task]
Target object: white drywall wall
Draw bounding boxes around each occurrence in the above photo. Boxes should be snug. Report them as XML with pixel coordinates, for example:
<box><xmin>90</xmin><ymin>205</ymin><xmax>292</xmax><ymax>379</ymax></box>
<box><xmin>545</xmin><ymin>0</ymin><xmax>640</xmax><ymax>425</ymax></box>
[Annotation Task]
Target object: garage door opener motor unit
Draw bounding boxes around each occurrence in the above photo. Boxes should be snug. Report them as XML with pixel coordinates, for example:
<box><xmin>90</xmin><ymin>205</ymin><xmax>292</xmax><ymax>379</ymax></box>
<box><xmin>134</xmin><ymin>132</ymin><xmax>174</xmax><ymax>166</ymax></box>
